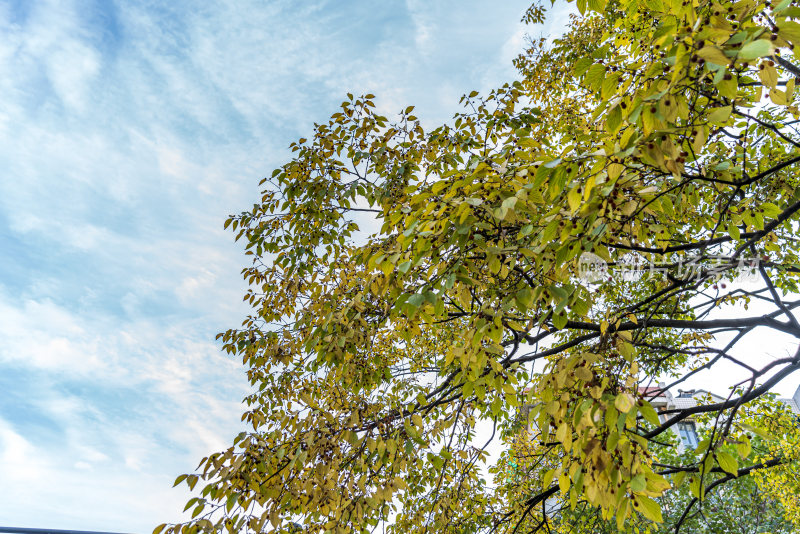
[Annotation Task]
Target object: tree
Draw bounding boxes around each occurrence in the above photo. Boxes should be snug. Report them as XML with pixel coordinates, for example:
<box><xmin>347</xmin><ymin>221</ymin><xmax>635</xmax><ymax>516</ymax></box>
<box><xmin>505</xmin><ymin>394</ymin><xmax>798</xmax><ymax>533</ymax></box>
<box><xmin>158</xmin><ymin>0</ymin><xmax>800</xmax><ymax>532</ymax></box>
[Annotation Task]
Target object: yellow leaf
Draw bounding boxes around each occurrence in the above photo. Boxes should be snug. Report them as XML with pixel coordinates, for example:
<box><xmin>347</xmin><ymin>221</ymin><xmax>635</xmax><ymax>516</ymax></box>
<box><xmin>696</xmin><ymin>45</ymin><xmax>730</xmax><ymax>66</ymax></box>
<box><xmin>717</xmin><ymin>451</ymin><xmax>739</xmax><ymax>475</ymax></box>
<box><xmin>616</xmin><ymin>500</ymin><xmax>630</xmax><ymax>530</ymax></box>
<box><xmin>543</xmin><ymin>468</ymin><xmax>557</xmax><ymax>488</ymax></box>
<box><xmin>778</xmin><ymin>21</ymin><xmax>800</xmax><ymax>46</ymax></box>
<box><xmin>758</xmin><ymin>63</ymin><xmax>778</xmax><ymax>89</ymax></box>
<box><xmin>575</xmin><ymin>366</ymin><xmax>593</xmax><ymax>381</ymax></box>
<box><xmin>615</xmin><ymin>393</ymin><xmax>635</xmax><ymax>413</ymax></box>
<box><xmin>717</xmin><ymin>75</ymin><xmax>738</xmax><ymax>99</ymax></box>
<box><xmin>771</xmin><ymin>89</ymin><xmax>787</xmax><ymax>106</ymax></box>
<box><xmin>607</xmin><ymin>163</ymin><xmax>624</xmax><ymax>181</ymax></box>
<box><xmin>635</xmin><ymin>496</ymin><xmax>663</xmax><ymax>522</ymax></box>
<box><xmin>737</xmin><ymin>436</ymin><xmax>752</xmax><ymax>458</ymax></box>
<box><xmin>645</xmin><ymin>472</ymin><xmax>671</xmax><ymax>493</ymax></box>
<box><xmin>707</xmin><ymin>106</ymin><xmax>732</xmax><ymax>125</ymax></box>
<box><xmin>411</xmin><ymin>412</ymin><xmax>422</xmax><ymax>429</ymax></box>
<box><xmin>692</xmin><ymin>125</ymin><xmax>708</xmax><ymax>153</ymax></box>
<box><xmin>568</xmin><ymin>187</ymin><xmax>582</xmax><ymax>212</ymax></box>
<box><xmin>556</xmin><ymin>422</ymin><xmax>570</xmax><ymax>444</ymax></box>
<box><xmin>559</xmin><ymin>473</ymin><xmax>571</xmax><ymax>494</ymax></box>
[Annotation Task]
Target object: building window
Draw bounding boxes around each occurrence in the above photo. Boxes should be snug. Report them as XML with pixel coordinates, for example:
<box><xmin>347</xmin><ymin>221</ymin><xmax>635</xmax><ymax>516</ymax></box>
<box><xmin>677</xmin><ymin>421</ymin><xmax>699</xmax><ymax>448</ymax></box>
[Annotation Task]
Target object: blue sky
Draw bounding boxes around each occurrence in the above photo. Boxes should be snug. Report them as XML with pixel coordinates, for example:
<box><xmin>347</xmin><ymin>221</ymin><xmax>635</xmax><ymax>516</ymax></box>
<box><xmin>0</xmin><ymin>0</ymin><xmax>579</xmax><ymax>531</ymax></box>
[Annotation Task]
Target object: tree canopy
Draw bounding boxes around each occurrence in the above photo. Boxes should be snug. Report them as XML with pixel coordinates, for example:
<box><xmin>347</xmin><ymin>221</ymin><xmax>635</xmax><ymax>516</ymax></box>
<box><xmin>159</xmin><ymin>0</ymin><xmax>800</xmax><ymax>532</ymax></box>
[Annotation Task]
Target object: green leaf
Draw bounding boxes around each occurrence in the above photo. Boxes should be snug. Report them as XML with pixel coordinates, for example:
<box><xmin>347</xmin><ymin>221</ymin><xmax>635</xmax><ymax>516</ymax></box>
<box><xmin>717</xmin><ymin>451</ymin><xmax>739</xmax><ymax>475</ymax></box>
<box><xmin>717</xmin><ymin>75</ymin><xmax>738</xmax><ymax>99</ymax></box>
<box><xmin>574</xmin><ymin>57</ymin><xmax>594</xmax><ymax>77</ymax></box>
<box><xmin>738</xmin><ymin>40</ymin><xmax>772</xmax><ymax>61</ymax></box>
<box><xmin>762</xmin><ymin>202</ymin><xmax>782</xmax><ymax>218</ymax></box>
<box><xmin>191</xmin><ymin>503</ymin><xmax>205</xmax><ymax>519</ymax></box>
<box><xmin>636</xmin><ymin>496</ymin><xmax>663</xmax><ymax>522</ymax></box>
<box><xmin>607</xmin><ymin>105</ymin><xmax>622</xmax><ymax>133</ymax></box>
<box><xmin>572</xmin><ymin>297</ymin><xmax>590</xmax><ymax>317</ymax></box>
<box><xmin>736</xmin><ymin>436</ymin><xmax>752</xmax><ymax>458</ymax></box>
<box><xmin>602</xmin><ymin>73</ymin><xmax>620</xmax><ymax>100</ymax></box>
<box><xmin>630</xmin><ymin>473</ymin><xmax>647</xmax><ymax>492</ymax></box>
<box><xmin>552</xmin><ymin>312</ymin><xmax>568</xmax><ymax>329</ymax></box>
<box><xmin>516</xmin><ymin>286</ymin><xmax>533</xmax><ymax>309</ymax></box>
<box><xmin>740</xmin><ymin>423</ymin><xmax>776</xmax><ymax>440</ymax></box>
<box><xmin>708</xmin><ymin>106</ymin><xmax>732</xmax><ymax>125</ymax></box>
<box><xmin>585</xmin><ymin>63</ymin><xmax>607</xmax><ymax>91</ymax></box>
<box><xmin>778</xmin><ymin>21</ymin><xmax>800</xmax><ymax>45</ymax></box>
<box><xmin>728</xmin><ymin>223</ymin><xmax>741</xmax><ymax>241</ymax></box>
<box><xmin>406</xmin><ymin>293</ymin><xmax>424</xmax><ymax>310</ymax></box>
<box><xmin>638</xmin><ymin>401</ymin><xmax>661</xmax><ymax>426</ymax></box>
<box><xmin>544</xmin><ymin>158</ymin><xmax>562</xmax><ymax>169</ymax></box>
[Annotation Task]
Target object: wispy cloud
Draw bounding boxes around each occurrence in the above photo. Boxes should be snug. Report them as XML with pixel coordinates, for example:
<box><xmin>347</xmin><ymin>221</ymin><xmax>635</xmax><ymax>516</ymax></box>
<box><xmin>0</xmin><ymin>287</ymin><xmax>248</xmax><ymax>529</ymax></box>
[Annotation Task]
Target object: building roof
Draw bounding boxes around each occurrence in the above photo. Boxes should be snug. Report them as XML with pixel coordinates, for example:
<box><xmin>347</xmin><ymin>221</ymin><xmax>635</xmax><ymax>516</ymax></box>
<box><xmin>655</xmin><ymin>388</ymin><xmax>800</xmax><ymax>415</ymax></box>
<box><xmin>672</xmin><ymin>397</ymin><xmax>698</xmax><ymax>410</ymax></box>
<box><xmin>638</xmin><ymin>386</ymin><xmax>663</xmax><ymax>397</ymax></box>
<box><xmin>778</xmin><ymin>397</ymin><xmax>800</xmax><ymax>414</ymax></box>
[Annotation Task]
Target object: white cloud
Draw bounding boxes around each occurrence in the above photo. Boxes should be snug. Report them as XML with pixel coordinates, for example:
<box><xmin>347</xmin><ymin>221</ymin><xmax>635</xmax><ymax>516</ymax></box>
<box><xmin>0</xmin><ymin>418</ymin><xmax>47</xmax><ymax>482</ymax></box>
<box><xmin>4</xmin><ymin>0</ymin><xmax>101</xmax><ymax>113</ymax></box>
<box><xmin>405</xmin><ymin>0</ymin><xmax>436</xmax><ymax>52</ymax></box>
<box><xmin>0</xmin><ymin>294</ymin><xmax>102</xmax><ymax>374</ymax></box>
<box><xmin>0</xmin><ymin>407</ymin><xmax>199</xmax><ymax>530</ymax></box>
<box><xmin>46</xmin><ymin>39</ymin><xmax>101</xmax><ymax>112</ymax></box>
<box><xmin>0</xmin><ymin>289</ymin><xmax>248</xmax><ymax>531</ymax></box>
